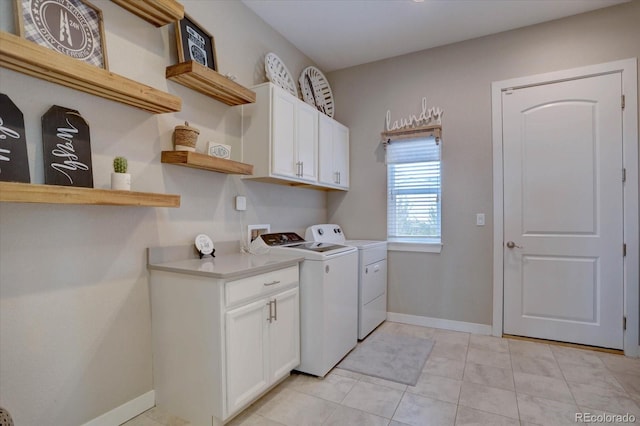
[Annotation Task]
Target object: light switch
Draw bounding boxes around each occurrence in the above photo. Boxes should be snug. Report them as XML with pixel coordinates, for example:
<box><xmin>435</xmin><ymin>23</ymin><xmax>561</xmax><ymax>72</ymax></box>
<box><xmin>476</xmin><ymin>213</ymin><xmax>485</xmax><ymax>226</ymax></box>
<box><xmin>235</xmin><ymin>196</ymin><xmax>247</xmax><ymax>211</ymax></box>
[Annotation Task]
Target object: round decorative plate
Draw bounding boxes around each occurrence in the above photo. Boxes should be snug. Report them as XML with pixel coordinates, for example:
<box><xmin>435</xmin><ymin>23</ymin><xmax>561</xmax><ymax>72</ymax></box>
<box><xmin>299</xmin><ymin>66</ymin><xmax>334</xmax><ymax>118</ymax></box>
<box><xmin>265</xmin><ymin>52</ymin><xmax>298</xmax><ymax>98</ymax></box>
<box><xmin>195</xmin><ymin>234</ymin><xmax>214</xmax><ymax>255</ymax></box>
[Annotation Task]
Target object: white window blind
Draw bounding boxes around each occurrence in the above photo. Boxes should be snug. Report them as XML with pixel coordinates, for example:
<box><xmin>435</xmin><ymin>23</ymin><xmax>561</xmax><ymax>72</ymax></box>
<box><xmin>387</xmin><ymin>137</ymin><xmax>441</xmax><ymax>243</ymax></box>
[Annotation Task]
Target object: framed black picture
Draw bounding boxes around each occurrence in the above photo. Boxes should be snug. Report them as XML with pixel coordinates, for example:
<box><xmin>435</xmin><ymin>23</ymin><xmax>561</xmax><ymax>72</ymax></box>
<box><xmin>42</xmin><ymin>105</ymin><xmax>94</xmax><ymax>188</ymax></box>
<box><xmin>175</xmin><ymin>14</ymin><xmax>217</xmax><ymax>71</ymax></box>
<box><xmin>15</xmin><ymin>0</ymin><xmax>108</xmax><ymax>69</ymax></box>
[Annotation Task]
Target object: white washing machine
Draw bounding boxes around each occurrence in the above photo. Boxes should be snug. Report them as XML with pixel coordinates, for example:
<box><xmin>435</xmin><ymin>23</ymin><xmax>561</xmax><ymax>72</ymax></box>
<box><xmin>250</xmin><ymin>232</ymin><xmax>358</xmax><ymax>377</ymax></box>
<box><xmin>306</xmin><ymin>225</ymin><xmax>388</xmax><ymax>339</ymax></box>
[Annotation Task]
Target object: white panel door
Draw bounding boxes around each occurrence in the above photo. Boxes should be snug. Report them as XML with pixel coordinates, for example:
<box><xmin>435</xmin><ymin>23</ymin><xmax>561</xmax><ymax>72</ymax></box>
<box><xmin>225</xmin><ymin>299</ymin><xmax>269</xmax><ymax>414</ymax></box>
<box><xmin>271</xmin><ymin>87</ymin><xmax>297</xmax><ymax>178</ymax></box>
<box><xmin>296</xmin><ymin>101</ymin><xmax>318</xmax><ymax>182</ymax></box>
<box><xmin>502</xmin><ymin>73</ymin><xmax>623</xmax><ymax>349</ymax></box>
<box><xmin>269</xmin><ymin>288</ymin><xmax>300</xmax><ymax>382</ymax></box>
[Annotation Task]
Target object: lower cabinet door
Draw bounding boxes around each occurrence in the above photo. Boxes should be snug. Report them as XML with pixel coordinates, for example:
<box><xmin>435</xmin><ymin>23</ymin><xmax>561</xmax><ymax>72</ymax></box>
<box><xmin>269</xmin><ymin>287</ymin><xmax>300</xmax><ymax>381</ymax></box>
<box><xmin>226</xmin><ymin>298</ymin><xmax>270</xmax><ymax>415</ymax></box>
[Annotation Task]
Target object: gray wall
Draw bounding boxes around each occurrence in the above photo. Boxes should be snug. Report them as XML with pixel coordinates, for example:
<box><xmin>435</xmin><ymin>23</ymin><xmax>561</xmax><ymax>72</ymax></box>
<box><xmin>327</xmin><ymin>1</ymin><xmax>640</xmax><ymax>326</ymax></box>
<box><xmin>0</xmin><ymin>1</ymin><xmax>325</xmax><ymax>425</ymax></box>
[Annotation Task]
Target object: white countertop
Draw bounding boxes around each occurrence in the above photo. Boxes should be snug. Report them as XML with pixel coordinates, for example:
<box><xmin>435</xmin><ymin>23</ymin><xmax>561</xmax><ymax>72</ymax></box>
<box><xmin>147</xmin><ymin>244</ymin><xmax>303</xmax><ymax>280</ymax></box>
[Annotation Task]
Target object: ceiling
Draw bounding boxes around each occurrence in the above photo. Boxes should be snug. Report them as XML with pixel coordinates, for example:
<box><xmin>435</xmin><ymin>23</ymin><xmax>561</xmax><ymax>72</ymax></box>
<box><xmin>242</xmin><ymin>0</ymin><xmax>629</xmax><ymax>72</ymax></box>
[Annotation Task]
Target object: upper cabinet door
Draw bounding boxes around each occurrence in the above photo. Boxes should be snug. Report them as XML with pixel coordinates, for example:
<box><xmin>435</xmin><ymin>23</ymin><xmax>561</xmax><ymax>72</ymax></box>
<box><xmin>333</xmin><ymin>121</ymin><xmax>349</xmax><ymax>189</ymax></box>
<box><xmin>271</xmin><ymin>88</ymin><xmax>297</xmax><ymax>178</ymax></box>
<box><xmin>318</xmin><ymin>114</ymin><xmax>349</xmax><ymax>189</ymax></box>
<box><xmin>296</xmin><ymin>101</ymin><xmax>319</xmax><ymax>182</ymax></box>
<box><xmin>318</xmin><ymin>115</ymin><xmax>335</xmax><ymax>185</ymax></box>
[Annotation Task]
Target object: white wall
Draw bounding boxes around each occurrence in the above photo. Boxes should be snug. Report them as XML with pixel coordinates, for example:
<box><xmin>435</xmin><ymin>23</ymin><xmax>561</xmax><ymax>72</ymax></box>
<box><xmin>0</xmin><ymin>1</ymin><xmax>325</xmax><ymax>425</ymax></box>
<box><xmin>327</xmin><ymin>1</ymin><xmax>640</xmax><ymax>326</ymax></box>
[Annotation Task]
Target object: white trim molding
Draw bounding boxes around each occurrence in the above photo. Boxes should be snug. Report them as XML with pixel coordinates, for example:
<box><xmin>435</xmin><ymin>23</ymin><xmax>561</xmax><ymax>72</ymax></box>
<box><xmin>82</xmin><ymin>390</ymin><xmax>155</xmax><ymax>426</ymax></box>
<box><xmin>387</xmin><ymin>312</ymin><xmax>492</xmax><ymax>335</ymax></box>
<box><xmin>491</xmin><ymin>58</ymin><xmax>639</xmax><ymax>357</ymax></box>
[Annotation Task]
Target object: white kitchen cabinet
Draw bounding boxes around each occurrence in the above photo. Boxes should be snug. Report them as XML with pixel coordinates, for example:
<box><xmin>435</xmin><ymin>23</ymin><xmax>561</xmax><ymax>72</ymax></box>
<box><xmin>242</xmin><ymin>82</ymin><xmax>348</xmax><ymax>190</ymax></box>
<box><xmin>319</xmin><ymin>114</ymin><xmax>349</xmax><ymax>189</ymax></box>
<box><xmin>226</xmin><ymin>286</ymin><xmax>299</xmax><ymax>414</ymax></box>
<box><xmin>149</xmin><ymin>263</ymin><xmax>300</xmax><ymax>426</ymax></box>
<box><xmin>245</xmin><ymin>83</ymin><xmax>318</xmax><ymax>184</ymax></box>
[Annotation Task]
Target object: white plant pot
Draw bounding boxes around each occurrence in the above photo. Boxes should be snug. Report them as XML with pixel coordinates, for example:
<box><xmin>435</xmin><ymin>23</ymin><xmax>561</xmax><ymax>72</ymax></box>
<box><xmin>111</xmin><ymin>172</ymin><xmax>131</xmax><ymax>191</ymax></box>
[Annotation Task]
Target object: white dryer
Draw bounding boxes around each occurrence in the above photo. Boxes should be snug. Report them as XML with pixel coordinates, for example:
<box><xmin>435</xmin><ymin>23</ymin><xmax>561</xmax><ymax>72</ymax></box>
<box><xmin>306</xmin><ymin>225</ymin><xmax>388</xmax><ymax>339</ymax></box>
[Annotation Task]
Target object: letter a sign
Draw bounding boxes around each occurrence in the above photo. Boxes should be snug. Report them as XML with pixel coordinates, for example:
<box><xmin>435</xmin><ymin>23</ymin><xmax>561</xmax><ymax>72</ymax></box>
<box><xmin>42</xmin><ymin>105</ymin><xmax>94</xmax><ymax>187</ymax></box>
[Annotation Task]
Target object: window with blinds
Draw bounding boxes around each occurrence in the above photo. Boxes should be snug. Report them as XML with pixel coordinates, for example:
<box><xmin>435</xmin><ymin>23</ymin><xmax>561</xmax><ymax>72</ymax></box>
<box><xmin>387</xmin><ymin>136</ymin><xmax>441</xmax><ymax>243</ymax></box>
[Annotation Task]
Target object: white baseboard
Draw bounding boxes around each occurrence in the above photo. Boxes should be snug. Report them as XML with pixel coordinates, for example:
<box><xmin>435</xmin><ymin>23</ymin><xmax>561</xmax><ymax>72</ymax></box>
<box><xmin>82</xmin><ymin>390</ymin><xmax>155</xmax><ymax>426</ymax></box>
<box><xmin>387</xmin><ymin>312</ymin><xmax>492</xmax><ymax>335</ymax></box>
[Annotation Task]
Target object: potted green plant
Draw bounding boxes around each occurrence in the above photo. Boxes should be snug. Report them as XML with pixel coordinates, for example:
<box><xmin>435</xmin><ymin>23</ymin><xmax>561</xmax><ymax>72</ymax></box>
<box><xmin>111</xmin><ymin>156</ymin><xmax>131</xmax><ymax>191</ymax></box>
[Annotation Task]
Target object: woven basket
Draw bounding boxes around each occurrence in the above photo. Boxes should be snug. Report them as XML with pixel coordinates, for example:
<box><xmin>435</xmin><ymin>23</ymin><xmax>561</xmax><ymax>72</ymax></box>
<box><xmin>173</xmin><ymin>121</ymin><xmax>199</xmax><ymax>152</ymax></box>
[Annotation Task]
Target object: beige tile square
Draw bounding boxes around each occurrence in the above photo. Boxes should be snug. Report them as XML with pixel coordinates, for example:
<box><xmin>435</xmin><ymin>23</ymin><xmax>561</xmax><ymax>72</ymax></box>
<box><xmin>516</xmin><ymin>394</ymin><xmax>579</xmax><ymax>426</ymax></box>
<box><xmin>392</xmin><ymin>392</ymin><xmax>457</xmax><ymax>426</ymax></box>
<box><xmin>323</xmin><ymin>405</ymin><xmax>390</xmax><ymax>426</ymax></box>
<box><xmin>256</xmin><ymin>388</ymin><xmax>339</xmax><ymax>426</ymax></box>
<box><xmin>466</xmin><ymin>347</ymin><xmax>511</xmax><ymax>369</ymax></box>
<box><xmin>434</xmin><ymin>329</ymin><xmax>470</xmax><ymax>345</ymax></box>
<box><xmin>284</xmin><ymin>372</ymin><xmax>358</xmax><ymax>403</ymax></box>
<box><xmin>123</xmin><ymin>414</ymin><xmax>164</xmax><ymax>426</ymax></box>
<box><xmin>598</xmin><ymin>353</ymin><xmax>640</xmax><ymax>375</ymax></box>
<box><xmin>331</xmin><ymin>367</ymin><xmax>364</xmax><ymax>380</ymax></box>
<box><xmin>342</xmin><ymin>380</ymin><xmax>404</xmax><ymax>418</ymax></box>
<box><xmin>558</xmin><ymin>360</ymin><xmax>626</xmax><ymax>393</ymax></box>
<box><xmin>550</xmin><ymin>346</ymin><xmax>605</xmax><ymax>368</ymax></box>
<box><xmin>568</xmin><ymin>382</ymin><xmax>640</xmax><ymax>416</ymax></box>
<box><xmin>612</xmin><ymin>372</ymin><xmax>640</xmax><ymax>400</ymax></box>
<box><xmin>423</xmin><ymin>356</ymin><xmax>465</xmax><ymax>380</ymax></box>
<box><xmin>507</xmin><ymin>339</ymin><xmax>554</xmax><ymax>361</ymax></box>
<box><xmin>469</xmin><ymin>334</ymin><xmax>509</xmax><ymax>354</ymax></box>
<box><xmin>406</xmin><ymin>373</ymin><xmax>462</xmax><ymax>403</ymax></box>
<box><xmin>431</xmin><ymin>341</ymin><xmax>468</xmax><ymax>362</ymax></box>
<box><xmin>227</xmin><ymin>413</ymin><xmax>286</xmax><ymax>426</ymax></box>
<box><xmin>511</xmin><ymin>353</ymin><xmax>563</xmax><ymax>379</ymax></box>
<box><xmin>454</xmin><ymin>406</ymin><xmax>520</xmax><ymax>426</ymax></box>
<box><xmin>513</xmin><ymin>371</ymin><xmax>574</xmax><ymax>403</ymax></box>
<box><xmin>380</xmin><ymin>322</ymin><xmax>437</xmax><ymax>339</ymax></box>
<box><xmin>142</xmin><ymin>407</ymin><xmax>190</xmax><ymax>426</ymax></box>
<box><xmin>361</xmin><ymin>374</ymin><xmax>408</xmax><ymax>392</ymax></box>
<box><xmin>458</xmin><ymin>381</ymin><xmax>519</xmax><ymax>419</ymax></box>
<box><xmin>462</xmin><ymin>362</ymin><xmax>514</xmax><ymax>391</ymax></box>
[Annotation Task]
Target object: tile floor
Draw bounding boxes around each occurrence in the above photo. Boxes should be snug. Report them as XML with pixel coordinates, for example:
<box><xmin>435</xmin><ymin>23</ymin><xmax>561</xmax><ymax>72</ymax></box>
<box><xmin>124</xmin><ymin>321</ymin><xmax>640</xmax><ymax>426</ymax></box>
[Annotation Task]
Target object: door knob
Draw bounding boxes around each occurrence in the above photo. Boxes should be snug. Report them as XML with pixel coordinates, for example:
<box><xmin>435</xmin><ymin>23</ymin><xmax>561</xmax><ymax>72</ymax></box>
<box><xmin>506</xmin><ymin>241</ymin><xmax>522</xmax><ymax>249</ymax></box>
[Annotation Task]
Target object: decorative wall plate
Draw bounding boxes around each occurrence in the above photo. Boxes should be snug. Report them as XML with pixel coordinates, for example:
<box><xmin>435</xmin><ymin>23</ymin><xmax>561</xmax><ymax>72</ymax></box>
<box><xmin>265</xmin><ymin>52</ymin><xmax>298</xmax><ymax>98</ymax></box>
<box><xmin>299</xmin><ymin>66</ymin><xmax>334</xmax><ymax>118</ymax></box>
<box><xmin>195</xmin><ymin>233</ymin><xmax>214</xmax><ymax>256</ymax></box>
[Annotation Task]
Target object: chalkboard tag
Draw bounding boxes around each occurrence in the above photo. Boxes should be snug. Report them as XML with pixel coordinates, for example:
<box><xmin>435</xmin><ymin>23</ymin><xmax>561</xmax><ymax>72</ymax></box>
<box><xmin>0</xmin><ymin>94</ymin><xmax>31</xmax><ymax>183</ymax></box>
<box><xmin>42</xmin><ymin>105</ymin><xmax>94</xmax><ymax>188</ymax></box>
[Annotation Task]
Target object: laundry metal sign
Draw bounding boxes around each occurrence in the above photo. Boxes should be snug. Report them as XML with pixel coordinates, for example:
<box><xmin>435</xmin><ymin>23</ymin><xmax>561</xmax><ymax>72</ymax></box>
<box><xmin>385</xmin><ymin>97</ymin><xmax>443</xmax><ymax>132</ymax></box>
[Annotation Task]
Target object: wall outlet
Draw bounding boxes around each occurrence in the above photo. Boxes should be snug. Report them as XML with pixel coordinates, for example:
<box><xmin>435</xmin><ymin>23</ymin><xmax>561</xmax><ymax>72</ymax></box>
<box><xmin>476</xmin><ymin>213</ymin><xmax>485</xmax><ymax>226</ymax></box>
<box><xmin>235</xmin><ymin>196</ymin><xmax>246</xmax><ymax>211</ymax></box>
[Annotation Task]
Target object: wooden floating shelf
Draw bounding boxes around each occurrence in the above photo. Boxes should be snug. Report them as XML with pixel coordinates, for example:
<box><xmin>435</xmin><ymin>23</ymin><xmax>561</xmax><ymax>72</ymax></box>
<box><xmin>0</xmin><ymin>32</ymin><xmax>182</xmax><ymax>114</ymax></box>
<box><xmin>162</xmin><ymin>151</ymin><xmax>254</xmax><ymax>175</ymax></box>
<box><xmin>381</xmin><ymin>124</ymin><xmax>442</xmax><ymax>142</ymax></box>
<box><xmin>0</xmin><ymin>182</ymin><xmax>181</xmax><ymax>207</ymax></box>
<box><xmin>166</xmin><ymin>61</ymin><xmax>256</xmax><ymax>106</ymax></box>
<box><xmin>112</xmin><ymin>0</ymin><xmax>184</xmax><ymax>27</ymax></box>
